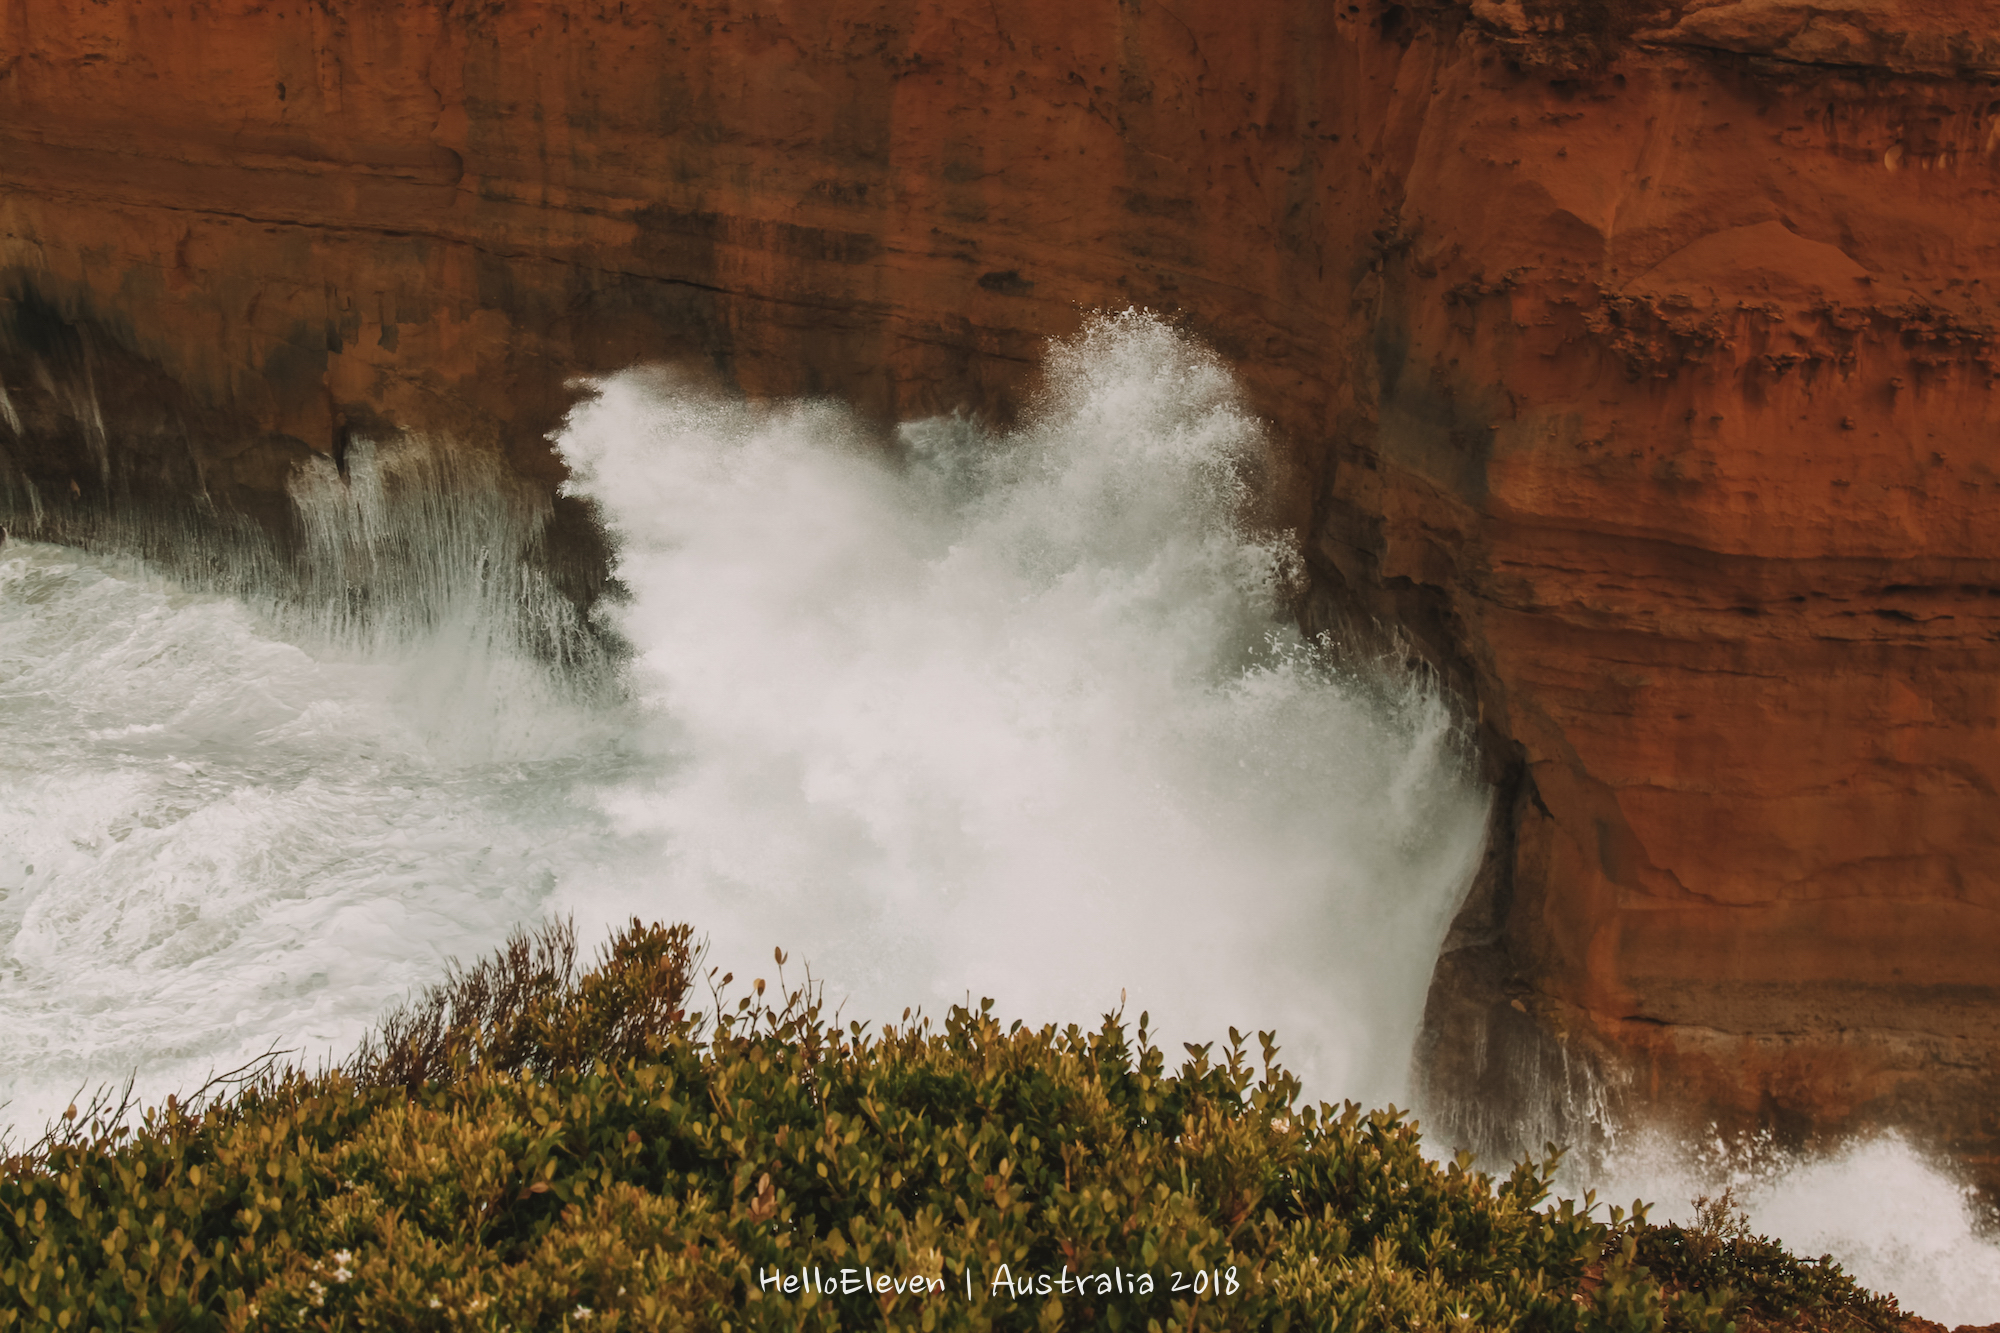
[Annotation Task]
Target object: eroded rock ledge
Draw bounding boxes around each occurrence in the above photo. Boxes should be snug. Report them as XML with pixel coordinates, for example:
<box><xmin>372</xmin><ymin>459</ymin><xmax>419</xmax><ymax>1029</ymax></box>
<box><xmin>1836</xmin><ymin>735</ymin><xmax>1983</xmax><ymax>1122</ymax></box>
<box><xmin>3</xmin><ymin>0</ymin><xmax>1996</xmax><ymax>1188</ymax></box>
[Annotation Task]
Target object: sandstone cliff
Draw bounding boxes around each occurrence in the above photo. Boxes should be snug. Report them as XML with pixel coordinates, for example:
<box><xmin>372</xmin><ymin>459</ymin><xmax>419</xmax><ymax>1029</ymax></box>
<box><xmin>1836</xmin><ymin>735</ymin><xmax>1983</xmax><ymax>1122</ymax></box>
<box><xmin>3</xmin><ymin>0</ymin><xmax>1996</xmax><ymax>1187</ymax></box>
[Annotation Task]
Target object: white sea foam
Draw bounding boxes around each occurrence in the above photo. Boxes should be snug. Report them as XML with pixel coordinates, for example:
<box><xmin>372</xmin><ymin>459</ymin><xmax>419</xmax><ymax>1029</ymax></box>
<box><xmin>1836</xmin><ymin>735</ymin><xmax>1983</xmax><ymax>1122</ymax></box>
<box><xmin>1588</xmin><ymin>1131</ymin><xmax>2000</xmax><ymax>1326</ymax></box>
<box><xmin>0</xmin><ymin>539</ymin><xmax>617</xmax><ymax>1132</ymax></box>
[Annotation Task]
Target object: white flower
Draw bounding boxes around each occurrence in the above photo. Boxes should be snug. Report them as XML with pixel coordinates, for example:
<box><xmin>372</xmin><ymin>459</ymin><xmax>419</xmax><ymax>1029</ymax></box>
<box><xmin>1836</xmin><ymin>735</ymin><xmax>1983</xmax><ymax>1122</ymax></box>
<box><xmin>308</xmin><ymin>1280</ymin><xmax>326</xmax><ymax>1308</ymax></box>
<box><xmin>428</xmin><ymin>1297</ymin><xmax>443</xmax><ymax>1309</ymax></box>
<box><xmin>574</xmin><ymin>1306</ymin><xmax>594</xmax><ymax>1321</ymax></box>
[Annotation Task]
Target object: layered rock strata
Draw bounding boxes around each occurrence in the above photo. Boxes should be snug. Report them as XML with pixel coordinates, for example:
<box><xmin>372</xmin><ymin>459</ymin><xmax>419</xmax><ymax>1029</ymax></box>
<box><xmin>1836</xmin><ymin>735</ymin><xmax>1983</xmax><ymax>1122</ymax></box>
<box><xmin>3</xmin><ymin>0</ymin><xmax>1996</xmax><ymax>1185</ymax></box>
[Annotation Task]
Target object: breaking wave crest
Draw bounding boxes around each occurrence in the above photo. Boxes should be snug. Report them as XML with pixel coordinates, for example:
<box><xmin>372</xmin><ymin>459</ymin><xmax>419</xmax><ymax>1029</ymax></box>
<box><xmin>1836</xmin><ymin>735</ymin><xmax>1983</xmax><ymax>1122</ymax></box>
<box><xmin>552</xmin><ymin>310</ymin><xmax>1491</xmax><ymax>1102</ymax></box>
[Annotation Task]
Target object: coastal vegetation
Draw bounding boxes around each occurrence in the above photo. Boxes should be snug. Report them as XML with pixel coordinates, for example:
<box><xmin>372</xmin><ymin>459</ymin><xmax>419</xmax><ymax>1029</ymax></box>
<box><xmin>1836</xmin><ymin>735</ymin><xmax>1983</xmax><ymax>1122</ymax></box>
<box><xmin>0</xmin><ymin>920</ymin><xmax>1911</xmax><ymax>1331</ymax></box>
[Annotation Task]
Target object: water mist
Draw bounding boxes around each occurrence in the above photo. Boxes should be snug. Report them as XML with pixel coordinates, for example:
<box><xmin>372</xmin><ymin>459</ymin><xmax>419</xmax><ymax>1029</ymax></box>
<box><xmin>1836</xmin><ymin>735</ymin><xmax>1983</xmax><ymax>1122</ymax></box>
<box><xmin>552</xmin><ymin>309</ymin><xmax>1492</xmax><ymax>1104</ymax></box>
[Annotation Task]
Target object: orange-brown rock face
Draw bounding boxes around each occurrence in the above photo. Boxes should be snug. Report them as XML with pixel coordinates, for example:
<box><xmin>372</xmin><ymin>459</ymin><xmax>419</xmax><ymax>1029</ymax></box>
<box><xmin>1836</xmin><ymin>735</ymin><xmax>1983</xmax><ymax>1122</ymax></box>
<box><xmin>3</xmin><ymin>0</ymin><xmax>1997</xmax><ymax>1183</ymax></box>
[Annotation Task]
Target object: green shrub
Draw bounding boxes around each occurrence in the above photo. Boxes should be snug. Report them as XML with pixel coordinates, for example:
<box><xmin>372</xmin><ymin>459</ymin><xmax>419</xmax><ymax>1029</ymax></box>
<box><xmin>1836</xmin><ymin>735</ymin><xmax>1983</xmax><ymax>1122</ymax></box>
<box><xmin>342</xmin><ymin>918</ymin><xmax>698</xmax><ymax>1093</ymax></box>
<box><xmin>1628</xmin><ymin>1191</ymin><xmax>1904</xmax><ymax>1333</ymax></box>
<box><xmin>0</xmin><ymin>920</ymin><xmax>1921</xmax><ymax>1331</ymax></box>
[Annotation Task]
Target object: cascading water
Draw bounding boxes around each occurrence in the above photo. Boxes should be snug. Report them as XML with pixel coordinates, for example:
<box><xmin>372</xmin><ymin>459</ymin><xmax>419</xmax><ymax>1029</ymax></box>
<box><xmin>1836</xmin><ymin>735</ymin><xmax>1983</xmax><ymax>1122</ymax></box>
<box><xmin>1</xmin><ymin>310</ymin><xmax>1995</xmax><ymax>1320</ymax></box>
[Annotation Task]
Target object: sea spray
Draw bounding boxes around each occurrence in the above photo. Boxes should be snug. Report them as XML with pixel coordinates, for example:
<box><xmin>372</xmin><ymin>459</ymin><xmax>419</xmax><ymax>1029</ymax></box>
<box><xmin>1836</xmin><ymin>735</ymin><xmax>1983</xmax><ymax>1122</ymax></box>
<box><xmin>553</xmin><ymin>311</ymin><xmax>1491</xmax><ymax>1104</ymax></box>
<box><xmin>1584</xmin><ymin>1130</ymin><xmax>2000</xmax><ymax>1326</ymax></box>
<box><xmin>0</xmin><ymin>312</ymin><xmax>1488</xmax><ymax>1131</ymax></box>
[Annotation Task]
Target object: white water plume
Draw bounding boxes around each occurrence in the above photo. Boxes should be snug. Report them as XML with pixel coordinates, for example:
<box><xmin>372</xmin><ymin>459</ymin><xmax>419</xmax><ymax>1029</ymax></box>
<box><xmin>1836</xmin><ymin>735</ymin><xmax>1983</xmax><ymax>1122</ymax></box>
<box><xmin>0</xmin><ymin>310</ymin><xmax>1488</xmax><ymax>1135</ymax></box>
<box><xmin>554</xmin><ymin>310</ymin><xmax>1491</xmax><ymax>1102</ymax></box>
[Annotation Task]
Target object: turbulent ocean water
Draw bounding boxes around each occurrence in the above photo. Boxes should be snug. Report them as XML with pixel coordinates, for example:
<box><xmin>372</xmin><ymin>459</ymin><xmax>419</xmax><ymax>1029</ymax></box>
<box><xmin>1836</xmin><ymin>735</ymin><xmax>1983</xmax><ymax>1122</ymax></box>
<box><xmin>0</xmin><ymin>312</ymin><xmax>1994</xmax><ymax>1320</ymax></box>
